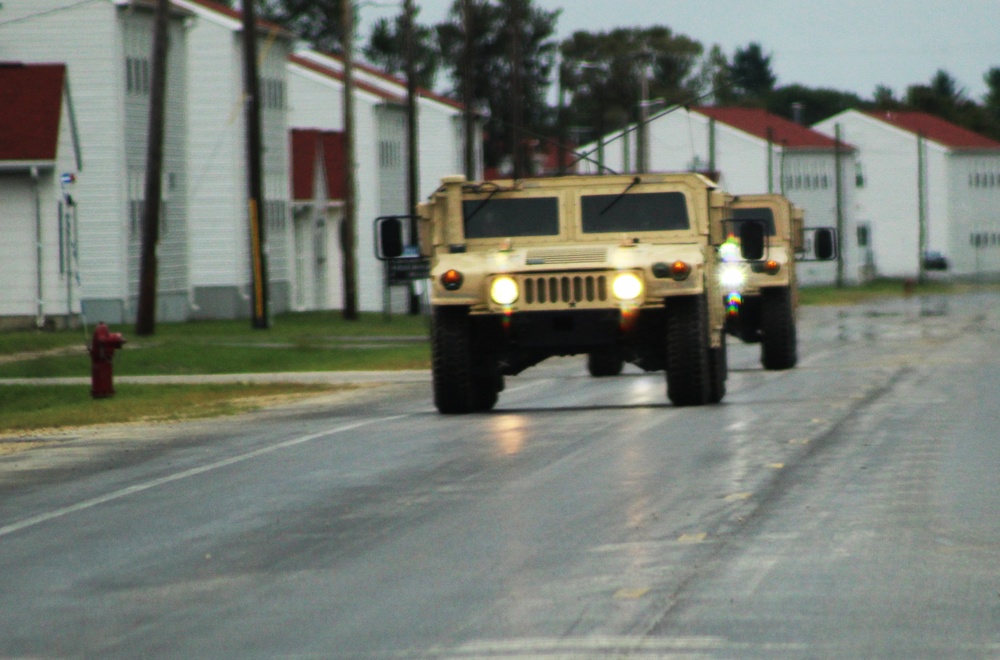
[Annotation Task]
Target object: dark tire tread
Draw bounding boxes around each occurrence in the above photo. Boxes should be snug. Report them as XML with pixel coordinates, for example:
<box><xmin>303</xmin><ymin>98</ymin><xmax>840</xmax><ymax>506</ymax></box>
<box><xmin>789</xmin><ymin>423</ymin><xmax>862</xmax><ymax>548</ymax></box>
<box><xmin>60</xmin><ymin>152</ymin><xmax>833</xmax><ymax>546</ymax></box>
<box><xmin>665</xmin><ymin>295</ymin><xmax>712</xmax><ymax>406</ymax></box>
<box><xmin>760</xmin><ymin>287</ymin><xmax>797</xmax><ymax>370</ymax></box>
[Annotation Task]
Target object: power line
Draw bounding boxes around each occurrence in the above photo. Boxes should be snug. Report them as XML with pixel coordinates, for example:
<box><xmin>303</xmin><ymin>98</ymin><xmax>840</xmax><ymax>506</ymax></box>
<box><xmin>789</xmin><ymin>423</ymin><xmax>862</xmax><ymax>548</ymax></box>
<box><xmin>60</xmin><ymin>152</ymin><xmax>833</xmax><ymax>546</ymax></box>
<box><xmin>0</xmin><ymin>0</ymin><xmax>103</xmax><ymax>29</ymax></box>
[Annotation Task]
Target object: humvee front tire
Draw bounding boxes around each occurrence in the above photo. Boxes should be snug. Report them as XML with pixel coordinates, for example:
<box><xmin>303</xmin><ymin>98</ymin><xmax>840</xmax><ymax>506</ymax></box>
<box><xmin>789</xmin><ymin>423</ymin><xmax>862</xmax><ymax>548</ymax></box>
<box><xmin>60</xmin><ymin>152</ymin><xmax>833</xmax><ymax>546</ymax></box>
<box><xmin>760</xmin><ymin>287</ymin><xmax>797</xmax><ymax>370</ymax></box>
<box><xmin>431</xmin><ymin>306</ymin><xmax>477</xmax><ymax>414</ymax></box>
<box><xmin>587</xmin><ymin>350</ymin><xmax>624</xmax><ymax>377</ymax></box>
<box><xmin>665</xmin><ymin>295</ymin><xmax>711</xmax><ymax>406</ymax></box>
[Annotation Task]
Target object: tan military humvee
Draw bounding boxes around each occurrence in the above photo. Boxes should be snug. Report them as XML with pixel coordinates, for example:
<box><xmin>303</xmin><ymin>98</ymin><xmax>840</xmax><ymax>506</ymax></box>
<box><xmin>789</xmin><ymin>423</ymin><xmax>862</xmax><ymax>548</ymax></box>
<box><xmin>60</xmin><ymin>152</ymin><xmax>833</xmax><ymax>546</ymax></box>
<box><xmin>724</xmin><ymin>193</ymin><xmax>835</xmax><ymax>370</ymax></box>
<box><xmin>379</xmin><ymin>173</ymin><xmax>755</xmax><ymax>413</ymax></box>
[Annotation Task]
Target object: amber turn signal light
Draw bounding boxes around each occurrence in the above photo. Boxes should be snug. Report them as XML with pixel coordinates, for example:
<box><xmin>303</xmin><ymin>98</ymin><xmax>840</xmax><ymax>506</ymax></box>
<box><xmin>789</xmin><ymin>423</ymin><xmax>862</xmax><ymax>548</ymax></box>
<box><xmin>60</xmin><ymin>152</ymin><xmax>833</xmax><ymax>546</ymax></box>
<box><xmin>670</xmin><ymin>260</ymin><xmax>691</xmax><ymax>281</ymax></box>
<box><xmin>440</xmin><ymin>269</ymin><xmax>464</xmax><ymax>290</ymax></box>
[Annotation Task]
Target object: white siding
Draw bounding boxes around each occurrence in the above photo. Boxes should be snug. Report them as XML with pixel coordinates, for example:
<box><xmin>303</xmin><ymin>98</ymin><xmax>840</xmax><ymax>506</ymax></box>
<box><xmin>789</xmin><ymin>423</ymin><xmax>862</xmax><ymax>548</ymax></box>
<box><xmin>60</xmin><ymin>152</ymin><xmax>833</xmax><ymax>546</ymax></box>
<box><xmin>417</xmin><ymin>98</ymin><xmax>466</xmax><ymax>197</ymax></box>
<box><xmin>0</xmin><ymin>1</ymin><xmax>127</xmax><ymax>316</ymax></box>
<box><xmin>183</xmin><ymin>22</ymin><xmax>245</xmax><ymax>291</ymax></box>
<box><xmin>0</xmin><ymin>174</ymin><xmax>36</xmax><ymax>316</ymax></box>
<box><xmin>0</xmin><ymin>0</ymin><xmax>191</xmax><ymax>322</ymax></box>
<box><xmin>947</xmin><ymin>153</ymin><xmax>1000</xmax><ymax>276</ymax></box>
<box><xmin>811</xmin><ymin>110</ymin><xmax>1000</xmax><ymax>279</ymax></box>
<box><xmin>175</xmin><ymin>0</ymin><xmax>293</xmax><ymax>317</ymax></box>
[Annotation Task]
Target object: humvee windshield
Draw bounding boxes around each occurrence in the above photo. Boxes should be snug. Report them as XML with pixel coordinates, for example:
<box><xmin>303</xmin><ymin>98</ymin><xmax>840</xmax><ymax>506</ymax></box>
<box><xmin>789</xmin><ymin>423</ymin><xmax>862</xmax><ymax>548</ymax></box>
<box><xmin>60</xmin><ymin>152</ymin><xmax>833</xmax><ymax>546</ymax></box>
<box><xmin>732</xmin><ymin>207</ymin><xmax>776</xmax><ymax>236</ymax></box>
<box><xmin>580</xmin><ymin>191</ymin><xmax>689</xmax><ymax>234</ymax></box>
<box><xmin>463</xmin><ymin>197</ymin><xmax>559</xmax><ymax>238</ymax></box>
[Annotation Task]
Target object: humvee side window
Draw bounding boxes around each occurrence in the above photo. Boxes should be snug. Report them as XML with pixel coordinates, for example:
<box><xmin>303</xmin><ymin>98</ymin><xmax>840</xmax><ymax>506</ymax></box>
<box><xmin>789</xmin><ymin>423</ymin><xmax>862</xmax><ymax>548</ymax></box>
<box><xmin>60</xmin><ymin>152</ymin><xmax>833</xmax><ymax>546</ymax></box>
<box><xmin>463</xmin><ymin>197</ymin><xmax>559</xmax><ymax>238</ymax></box>
<box><xmin>732</xmin><ymin>207</ymin><xmax>776</xmax><ymax>235</ymax></box>
<box><xmin>580</xmin><ymin>192</ymin><xmax>689</xmax><ymax>233</ymax></box>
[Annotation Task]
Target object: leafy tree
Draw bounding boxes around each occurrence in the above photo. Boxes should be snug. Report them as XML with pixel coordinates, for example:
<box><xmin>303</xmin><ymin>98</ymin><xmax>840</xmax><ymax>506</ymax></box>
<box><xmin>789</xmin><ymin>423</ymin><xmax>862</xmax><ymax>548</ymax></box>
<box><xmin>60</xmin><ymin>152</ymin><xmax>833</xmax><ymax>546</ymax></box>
<box><xmin>983</xmin><ymin>67</ymin><xmax>1000</xmax><ymax>123</ymax></box>
<box><xmin>690</xmin><ymin>45</ymin><xmax>738</xmax><ymax>106</ymax></box>
<box><xmin>729</xmin><ymin>42</ymin><xmax>777</xmax><ymax>101</ymax></box>
<box><xmin>872</xmin><ymin>84</ymin><xmax>901</xmax><ymax>111</ymax></box>
<box><xmin>766</xmin><ymin>85</ymin><xmax>862</xmax><ymax>125</ymax></box>
<box><xmin>558</xmin><ymin>27</ymin><xmax>703</xmax><ymax>148</ymax></box>
<box><xmin>437</xmin><ymin>0</ymin><xmax>560</xmax><ymax>173</ymax></box>
<box><xmin>256</xmin><ymin>0</ymin><xmax>349</xmax><ymax>53</ymax></box>
<box><xmin>363</xmin><ymin>8</ymin><xmax>440</xmax><ymax>90</ymax></box>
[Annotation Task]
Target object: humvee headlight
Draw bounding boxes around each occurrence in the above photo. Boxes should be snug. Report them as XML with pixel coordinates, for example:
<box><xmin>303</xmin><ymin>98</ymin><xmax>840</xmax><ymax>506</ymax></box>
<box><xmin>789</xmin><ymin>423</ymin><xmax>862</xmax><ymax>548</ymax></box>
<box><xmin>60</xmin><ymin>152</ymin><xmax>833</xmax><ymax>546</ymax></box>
<box><xmin>490</xmin><ymin>276</ymin><xmax>519</xmax><ymax>305</ymax></box>
<box><xmin>440</xmin><ymin>269</ymin><xmax>464</xmax><ymax>291</ymax></box>
<box><xmin>764</xmin><ymin>259</ymin><xmax>781</xmax><ymax>275</ymax></box>
<box><xmin>612</xmin><ymin>272</ymin><xmax>643</xmax><ymax>301</ymax></box>
<box><xmin>719</xmin><ymin>264</ymin><xmax>746</xmax><ymax>290</ymax></box>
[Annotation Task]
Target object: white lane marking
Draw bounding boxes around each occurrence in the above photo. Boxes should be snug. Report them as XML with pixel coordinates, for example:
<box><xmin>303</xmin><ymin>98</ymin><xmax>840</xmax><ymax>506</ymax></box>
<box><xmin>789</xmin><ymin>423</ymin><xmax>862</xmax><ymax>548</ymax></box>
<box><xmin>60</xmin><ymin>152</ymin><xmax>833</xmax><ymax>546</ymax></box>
<box><xmin>0</xmin><ymin>415</ymin><xmax>409</xmax><ymax>539</ymax></box>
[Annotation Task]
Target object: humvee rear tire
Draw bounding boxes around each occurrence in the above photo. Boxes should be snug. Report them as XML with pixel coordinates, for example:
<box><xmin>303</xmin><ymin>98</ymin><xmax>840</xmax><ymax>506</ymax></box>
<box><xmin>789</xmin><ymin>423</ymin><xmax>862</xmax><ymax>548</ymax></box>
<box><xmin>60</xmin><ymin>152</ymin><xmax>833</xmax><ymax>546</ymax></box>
<box><xmin>760</xmin><ymin>287</ymin><xmax>797</xmax><ymax>370</ymax></box>
<box><xmin>665</xmin><ymin>295</ymin><xmax>711</xmax><ymax>406</ymax></box>
<box><xmin>707</xmin><ymin>332</ymin><xmax>727</xmax><ymax>404</ymax></box>
<box><xmin>431</xmin><ymin>306</ymin><xmax>476</xmax><ymax>414</ymax></box>
<box><xmin>587</xmin><ymin>350</ymin><xmax>624</xmax><ymax>377</ymax></box>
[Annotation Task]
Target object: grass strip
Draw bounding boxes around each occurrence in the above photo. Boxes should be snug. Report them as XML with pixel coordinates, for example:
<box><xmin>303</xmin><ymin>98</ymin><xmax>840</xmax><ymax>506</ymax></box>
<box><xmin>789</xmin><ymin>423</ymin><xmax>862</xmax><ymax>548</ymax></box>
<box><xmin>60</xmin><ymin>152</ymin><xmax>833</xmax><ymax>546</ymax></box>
<box><xmin>0</xmin><ymin>383</ymin><xmax>348</xmax><ymax>436</ymax></box>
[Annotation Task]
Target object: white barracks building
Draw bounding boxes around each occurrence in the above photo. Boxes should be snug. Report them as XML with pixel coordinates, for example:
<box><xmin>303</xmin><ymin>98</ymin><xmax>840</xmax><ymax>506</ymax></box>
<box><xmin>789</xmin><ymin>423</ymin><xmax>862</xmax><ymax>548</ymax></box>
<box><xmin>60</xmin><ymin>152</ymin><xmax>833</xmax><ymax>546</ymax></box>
<box><xmin>814</xmin><ymin>110</ymin><xmax>1000</xmax><ymax>279</ymax></box>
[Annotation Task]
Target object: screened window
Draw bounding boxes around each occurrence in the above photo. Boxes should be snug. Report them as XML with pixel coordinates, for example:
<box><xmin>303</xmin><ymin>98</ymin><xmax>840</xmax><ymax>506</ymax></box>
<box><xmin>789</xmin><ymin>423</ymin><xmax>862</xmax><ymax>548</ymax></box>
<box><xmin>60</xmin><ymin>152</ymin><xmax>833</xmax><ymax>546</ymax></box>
<box><xmin>463</xmin><ymin>197</ymin><xmax>559</xmax><ymax>238</ymax></box>
<box><xmin>580</xmin><ymin>192</ymin><xmax>689</xmax><ymax>234</ymax></box>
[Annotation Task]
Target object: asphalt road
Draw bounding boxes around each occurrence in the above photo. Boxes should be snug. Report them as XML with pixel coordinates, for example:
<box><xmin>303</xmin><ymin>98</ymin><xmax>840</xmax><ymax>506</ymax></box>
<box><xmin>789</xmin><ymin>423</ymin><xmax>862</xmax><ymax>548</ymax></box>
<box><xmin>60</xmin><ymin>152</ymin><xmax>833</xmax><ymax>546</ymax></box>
<box><xmin>1</xmin><ymin>292</ymin><xmax>999</xmax><ymax>658</ymax></box>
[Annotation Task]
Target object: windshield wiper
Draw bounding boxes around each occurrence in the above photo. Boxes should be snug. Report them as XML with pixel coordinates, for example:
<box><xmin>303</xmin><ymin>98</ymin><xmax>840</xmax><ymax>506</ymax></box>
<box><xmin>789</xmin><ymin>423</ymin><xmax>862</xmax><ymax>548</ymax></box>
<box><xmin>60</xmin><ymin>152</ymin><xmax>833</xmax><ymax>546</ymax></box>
<box><xmin>464</xmin><ymin>183</ymin><xmax>502</xmax><ymax>223</ymax></box>
<box><xmin>600</xmin><ymin>176</ymin><xmax>642</xmax><ymax>215</ymax></box>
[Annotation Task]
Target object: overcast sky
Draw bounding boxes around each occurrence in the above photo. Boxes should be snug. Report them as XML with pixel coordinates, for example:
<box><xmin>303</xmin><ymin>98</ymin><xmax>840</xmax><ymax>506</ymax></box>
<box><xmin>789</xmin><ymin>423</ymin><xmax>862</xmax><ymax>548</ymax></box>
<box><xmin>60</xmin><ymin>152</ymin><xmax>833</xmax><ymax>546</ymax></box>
<box><xmin>359</xmin><ymin>0</ymin><xmax>1000</xmax><ymax>102</ymax></box>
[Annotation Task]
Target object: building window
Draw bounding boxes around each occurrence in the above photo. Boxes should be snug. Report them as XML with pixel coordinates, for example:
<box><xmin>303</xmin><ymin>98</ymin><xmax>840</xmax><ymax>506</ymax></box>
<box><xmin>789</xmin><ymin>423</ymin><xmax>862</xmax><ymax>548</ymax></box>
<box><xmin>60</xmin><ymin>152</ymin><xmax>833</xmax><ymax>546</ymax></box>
<box><xmin>857</xmin><ymin>224</ymin><xmax>870</xmax><ymax>248</ymax></box>
<box><xmin>855</xmin><ymin>163</ymin><xmax>865</xmax><ymax>188</ymax></box>
<box><xmin>129</xmin><ymin>199</ymin><xmax>144</xmax><ymax>238</ymax></box>
<box><xmin>261</xmin><ymin>78</ymin><xmax>286</xmax><ymax>111</ymax></box>
<box><xmin>379</xmin><ymin>140</ymin><xmax>402</xmax><ymax>168</ymax></box>
<box><xmin>126</xmin><ymin>56</ymin><xmax>150</xmax><ymax>95</ymax></box>
<box><xmin>266</xmin><ymin>200</ymin><xmax>287</xmax><ymax>232</ymax></box>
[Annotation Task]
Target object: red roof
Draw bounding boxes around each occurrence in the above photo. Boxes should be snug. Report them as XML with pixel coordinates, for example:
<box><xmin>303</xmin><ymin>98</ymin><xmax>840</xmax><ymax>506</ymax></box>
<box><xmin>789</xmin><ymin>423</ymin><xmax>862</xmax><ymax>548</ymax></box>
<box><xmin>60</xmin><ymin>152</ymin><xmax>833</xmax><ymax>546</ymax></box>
<box><xmin>694</xmin><ymin>106</ymin><xmax>846</xmax><ymax>150</ymax></box>
<box><xmin>289</xmin><ymin>54</ymin><xmax>405</xmax><ymax>104</ymax></box>
<box><xmin>295</xmin><ymin>51</ymin><xmax>464</xmax><ymax>111</ymax></box>
<box><xmin>291</xmin><ymin>129</ymin><xmax>346</xmax><ymax>202</ymax></box>
<box><xmin>0</xmin><ymin>63</ymin><xmax>66</xmax><ymax>162</ymax></box>
<box><xmin>175</xmin><ymin>0</ymin><xmax>294</xmax><ymax>38</ymax></box>
<box><xmin>866</xmin><ymin>111</ymin><xmax>1000</xmax><ymax>150</ymax></box>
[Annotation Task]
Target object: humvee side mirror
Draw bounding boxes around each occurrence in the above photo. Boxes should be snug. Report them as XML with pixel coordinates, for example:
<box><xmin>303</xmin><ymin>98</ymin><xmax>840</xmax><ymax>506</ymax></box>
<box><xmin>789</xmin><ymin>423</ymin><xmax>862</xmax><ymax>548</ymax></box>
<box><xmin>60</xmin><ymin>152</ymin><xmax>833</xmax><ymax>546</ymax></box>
<box><xmin>738</xmin><ymin>220</ymin><xmax>766</xmax><ymax>261</ymax></box>
<box><xmin>375</xmin><ymin>216</ymin><xmax>405</xmax><ymax>260</ymax></box>
<box><xmin>813</xmin><ymin>227</ymin><xmax>837</xmax><ymax>261</ymax></box>
<box><xmin>799</xmin><ymin>227</ymin><xmax>838</xmax><ymax>261</ymax></box>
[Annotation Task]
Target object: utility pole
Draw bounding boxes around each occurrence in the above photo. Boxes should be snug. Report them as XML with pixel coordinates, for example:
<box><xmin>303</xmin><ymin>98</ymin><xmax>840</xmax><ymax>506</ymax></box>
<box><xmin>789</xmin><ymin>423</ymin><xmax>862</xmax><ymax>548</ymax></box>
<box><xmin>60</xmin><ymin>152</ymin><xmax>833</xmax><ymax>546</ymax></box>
<box><xmin>508</xmin><ymin>0</ymin><xmax>525</xmax><ymax>178</ymax></box>
<box><xmin>341</xmin><ymin>0</ymin><xmax>359</xmax><ymax>320</ymax></box>
<box><xmin>917</xmin><ymin>132</ymin><xmax>927</xmax><ymax>284</ymax></box>
<box><xmin>557</xmin><ymin>58</ymin><xmax>567</xmax><ymax>174</ymax></box>
<box><xmin>636</xmin><ymin>51</ymin><xmax>651</xmax><ymax>173</ymax></box>
<box><xmin>403</xmin><ymin>0</ymin><xmax>420</xmax><ymax>315</ymax></box>
<box><xmin>242</xmin><ymin>0</ymin><xmax>269</xmax><ymax>328</ymax></box>
<box><xmin>461</xmin><ymin>0</ymin><xmax>476</xmax><ymax>180</ymax></box>
<box><xmin>136</xmin><ymin>0</ymin><xmax>170</xmax><ymax>336</ymax></box>
<box><xmin>834</xmin><ymin>123</ymin><xmax>845</xmax><ymax>288</ymax></box>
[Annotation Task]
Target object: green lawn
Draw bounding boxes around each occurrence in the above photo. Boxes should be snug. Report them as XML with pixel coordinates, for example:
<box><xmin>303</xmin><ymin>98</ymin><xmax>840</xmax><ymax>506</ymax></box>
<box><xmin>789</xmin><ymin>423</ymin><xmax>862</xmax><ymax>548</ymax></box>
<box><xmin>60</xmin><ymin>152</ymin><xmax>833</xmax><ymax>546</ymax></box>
<box><xmin>0</xmin><ymin>311</ymin><xmax>429</xmax><ymax>437</ymax></box>
<box><xmin>0</xmin><ymin>311</ymin><xmax>431</xmax><ymax>378</ymax></box>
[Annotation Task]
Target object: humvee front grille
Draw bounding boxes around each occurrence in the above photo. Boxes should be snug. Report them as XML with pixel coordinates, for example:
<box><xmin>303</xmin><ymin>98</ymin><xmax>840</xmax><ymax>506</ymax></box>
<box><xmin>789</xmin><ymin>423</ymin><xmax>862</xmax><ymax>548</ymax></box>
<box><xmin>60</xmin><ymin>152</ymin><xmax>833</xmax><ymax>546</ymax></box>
<box><xmin>522</xmin><ymin>274</ymin><xmax>609</xmax><ymax>306</ymax></box>
<box><xmin>525</xmin><ymin>247</ymin><xmax>608</xmax><ymax>265</ymax></box>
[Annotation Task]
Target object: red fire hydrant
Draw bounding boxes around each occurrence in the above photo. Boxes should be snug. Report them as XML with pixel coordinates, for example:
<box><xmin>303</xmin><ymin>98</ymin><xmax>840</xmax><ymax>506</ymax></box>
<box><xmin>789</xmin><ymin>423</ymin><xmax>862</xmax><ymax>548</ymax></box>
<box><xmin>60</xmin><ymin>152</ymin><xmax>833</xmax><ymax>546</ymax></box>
<box><xmin>88</xmin><ymin>322</ymin><xmax>125</xmax><ymax>399</ymax></box>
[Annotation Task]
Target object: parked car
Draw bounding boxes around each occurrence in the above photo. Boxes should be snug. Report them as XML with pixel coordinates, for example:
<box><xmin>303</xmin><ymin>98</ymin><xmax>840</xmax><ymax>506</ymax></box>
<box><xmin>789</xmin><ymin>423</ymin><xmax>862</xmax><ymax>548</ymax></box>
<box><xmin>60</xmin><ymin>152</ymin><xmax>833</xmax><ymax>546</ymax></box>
<box><xmin>923</xmin><ymin>250</ymin><xmax>949</xmax><ymax>270</ymax></box>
